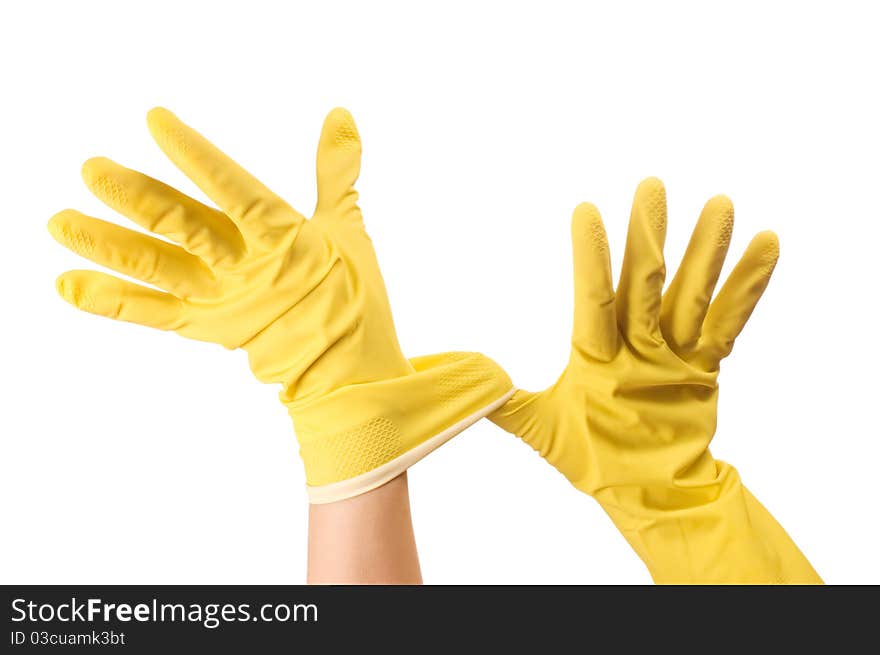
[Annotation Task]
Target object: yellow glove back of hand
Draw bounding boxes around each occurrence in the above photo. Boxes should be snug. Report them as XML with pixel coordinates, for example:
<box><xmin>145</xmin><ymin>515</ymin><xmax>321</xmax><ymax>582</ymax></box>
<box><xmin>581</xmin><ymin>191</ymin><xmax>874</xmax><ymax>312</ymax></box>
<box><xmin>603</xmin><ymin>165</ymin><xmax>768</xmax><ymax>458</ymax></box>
<box><xmin>491</xmin><ymin>178</ymin><xmax>820</xmax><ymax>583</ymax></box>
<box><xmin>50</xmin><ymin>108</ymin><xmax>513</xmax><ymax>503</ymax></box>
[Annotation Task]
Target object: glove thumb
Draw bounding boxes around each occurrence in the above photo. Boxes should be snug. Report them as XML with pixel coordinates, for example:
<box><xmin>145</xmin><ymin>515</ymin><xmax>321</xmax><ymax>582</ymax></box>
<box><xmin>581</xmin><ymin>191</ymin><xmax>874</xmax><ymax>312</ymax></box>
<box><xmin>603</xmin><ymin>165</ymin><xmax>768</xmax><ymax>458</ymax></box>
<box><xmin>489</xmin><ymin>389</ymin><xmax>543</xmax><ymax>440</ymax></box>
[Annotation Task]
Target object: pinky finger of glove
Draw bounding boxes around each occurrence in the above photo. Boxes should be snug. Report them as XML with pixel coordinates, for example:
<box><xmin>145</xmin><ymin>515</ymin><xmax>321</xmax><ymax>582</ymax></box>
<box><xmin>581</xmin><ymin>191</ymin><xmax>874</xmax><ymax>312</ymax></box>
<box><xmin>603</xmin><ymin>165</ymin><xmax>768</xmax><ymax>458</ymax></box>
<box><xmin>697</xmin><ymin>230</ymin><xmax>779</xmax><ymax>367</ymax></box>
<box><xmin>55</xmin><ymin>270</ymin><xmax>183</xmax><ymax>330</ymax></box>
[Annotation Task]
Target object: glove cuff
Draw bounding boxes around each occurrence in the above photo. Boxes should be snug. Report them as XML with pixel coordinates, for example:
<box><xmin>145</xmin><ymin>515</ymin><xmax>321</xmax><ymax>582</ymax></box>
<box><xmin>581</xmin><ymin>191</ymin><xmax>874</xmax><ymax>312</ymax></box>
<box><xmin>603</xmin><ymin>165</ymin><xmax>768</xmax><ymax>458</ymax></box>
<box><xmin>595</xmin><ymin>462</ymin><xmax>822</xmax><ymax>584</ymax></box>
<box><xmin>290</xmin><ymin>352</ymin><xmax>514</xmax><ymax>504</ymax></box>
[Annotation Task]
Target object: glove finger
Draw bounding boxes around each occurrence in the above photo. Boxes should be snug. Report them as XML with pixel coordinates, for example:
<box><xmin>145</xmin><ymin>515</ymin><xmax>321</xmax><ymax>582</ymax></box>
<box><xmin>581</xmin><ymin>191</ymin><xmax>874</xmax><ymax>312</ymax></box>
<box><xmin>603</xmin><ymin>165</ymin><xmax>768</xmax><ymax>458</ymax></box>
<box><xmin>314</xmin><ymin>107</ymin><xmax>362</xmax><ymax>223</ymax></box>
<box><xmin>571</xmin><ymin>202</ymin><xmax>618</xmax><ymax>361</ymax></box>
<box><xmin>146</xmin><ymin>107</ymin><xmax>303</xmax><ymax>241</ymax></box>
<box><xmin>81</xmin><ymin>157</ymin><xmax>245</xmax><ymax>266</ymax></box>
<box><xmin>616</xmin><ymin>177</ymin><xmax>668</xmax><ymax>343</ymax></box>
<box><xmin>660</xmin><ymin>195</ymin><xmax>734</xmax><ymax>352</ymax></box>
<box><xmin>48</xmin><ymin>210</ymin><xmax>216</xmax><ymax>298</ymax></box>
<box><xmin>55</xmin><ymin>269</ymin><xmax>183</xmax><ymax>330</ymax></box>
<box><xmin>697</xmin><ymin>231</ymin><xmax>779</xmax><ymax>367</ymax></box>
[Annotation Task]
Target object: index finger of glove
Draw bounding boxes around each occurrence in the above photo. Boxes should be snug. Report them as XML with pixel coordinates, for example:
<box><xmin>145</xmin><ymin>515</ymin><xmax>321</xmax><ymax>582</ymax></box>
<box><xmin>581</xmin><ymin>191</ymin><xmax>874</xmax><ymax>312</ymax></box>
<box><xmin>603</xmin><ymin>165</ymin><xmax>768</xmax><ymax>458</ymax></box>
<box><xmin>571</xmin><ymin>202</ymin><xmax>618</xmax><ymax>361</ymax></box>
<box><xmin>146</xmin><ymin>107</ymin><xmax>303</xmax><ymax>242</ymax></box>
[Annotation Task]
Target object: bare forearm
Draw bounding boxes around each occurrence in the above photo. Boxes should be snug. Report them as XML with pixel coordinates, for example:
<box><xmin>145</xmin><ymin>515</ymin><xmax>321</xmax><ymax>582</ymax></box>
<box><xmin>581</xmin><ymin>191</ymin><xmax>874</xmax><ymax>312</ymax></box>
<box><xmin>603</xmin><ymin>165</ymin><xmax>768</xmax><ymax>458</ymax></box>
<box><xmin>307</xmin><ymin>472</ymin><xmax>422</xmax><ymax>584</ymax></box>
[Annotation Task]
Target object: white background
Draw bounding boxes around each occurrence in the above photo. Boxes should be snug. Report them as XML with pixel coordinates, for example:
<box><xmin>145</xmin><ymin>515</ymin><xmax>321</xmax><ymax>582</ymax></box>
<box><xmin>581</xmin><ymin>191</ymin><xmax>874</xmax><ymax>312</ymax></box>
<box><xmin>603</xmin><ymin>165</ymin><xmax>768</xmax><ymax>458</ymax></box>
<box><xmin>1</xmin><ymin>1</ymin><xmax>878</xmax><ymax>584</ymax></box>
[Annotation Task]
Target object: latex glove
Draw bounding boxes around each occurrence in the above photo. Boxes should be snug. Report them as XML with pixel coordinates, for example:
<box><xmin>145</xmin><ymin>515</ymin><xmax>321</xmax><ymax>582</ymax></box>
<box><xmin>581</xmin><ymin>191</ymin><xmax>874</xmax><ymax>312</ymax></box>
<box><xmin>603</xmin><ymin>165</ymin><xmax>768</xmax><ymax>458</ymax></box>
<box><xmin>50</xmin><ymin>107</ymin><xmax>513</xmax><ymax>503</ymax></box>
<box><xmin>491</xmin><ymin>178</ymin><xmax>820</xmax><ymax>583</ymax></box>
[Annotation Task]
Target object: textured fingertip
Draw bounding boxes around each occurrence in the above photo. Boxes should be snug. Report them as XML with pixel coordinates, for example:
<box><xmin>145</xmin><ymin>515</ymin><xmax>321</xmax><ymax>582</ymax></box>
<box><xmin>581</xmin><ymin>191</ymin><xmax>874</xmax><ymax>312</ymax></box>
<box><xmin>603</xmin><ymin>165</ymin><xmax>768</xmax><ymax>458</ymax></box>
<box><xmin>327</xmin><ymin>106</ymin><xmax>354</xmax><ymax>122</ymax></box>
<box><xmin>48</xmin><ymin>210</ymin><xmax>94</xmax><ymax>256</ymax></box>
<box><xmin>81</xmin><ymin>156</ymin><xmax>111</xmax><ymax>180</ymax></box>
<box><xmin>146</xmin><ymin>106</ymin><xmax>176</xmax><ymax>130</ymax></box>
<box><xmin>572</xmin><ymin>202</ymin><xmax>608</xmax><ymax>253</ymax></box>
<box><xmin>635</xmin><ymin>177</ymin><xmax>667</xmax><ymax>232</ymax></box>
<box><xmin>55</xmin><ymin>272</ymin><xmax>92</xmax><ymax>311</ymax></box>
<box><xmin>55</xmin><ymin>273</ymin><xmax>74</xmax><ymax>304</ymax></box>
<box><xmin>146</xmin><ymin>107</ymin><xmax>187</xmax><ymax>155</ymax></box>
<box><xmin>81</xmin><ymin>157</ymin><xmax>129</xmax><ymax>210</ymax></box>
<box><xmin>638</xmin><ymin>176</ymin><xmax>665</xmax><ymax>188</ymax></box>
<box><xmin>326</xmin><ymin>107</ymin><xmax>360</xmax><ymax>151</ymax></box>
<box><xmin>753</xmin><ymin>230</ymin><xmax>780</xmax><ymax>275</ymax></box>
<box><xmin>704</xmin><ymin>194</ymin><xmax>735</xmax><ymax>248</ymax></box>
<box><xmin>47</xmin><ymin>211</ymin><xmax>66</xmax><ymax>241</ymax></box>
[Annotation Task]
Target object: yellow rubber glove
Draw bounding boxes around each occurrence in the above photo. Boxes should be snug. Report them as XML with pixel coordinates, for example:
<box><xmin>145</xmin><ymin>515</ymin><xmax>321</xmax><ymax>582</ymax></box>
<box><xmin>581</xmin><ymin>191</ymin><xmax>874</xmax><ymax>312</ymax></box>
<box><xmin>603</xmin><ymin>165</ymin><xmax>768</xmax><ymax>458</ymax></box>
<box><xmin>491</xmin><ymin>178</ymin><xmax>821</xmax><ymax>583</ymax></box>
<box><xmin>50</xmin><ymin>107</ymin><xmax>513</xmax><ymax>503</ymax></box>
